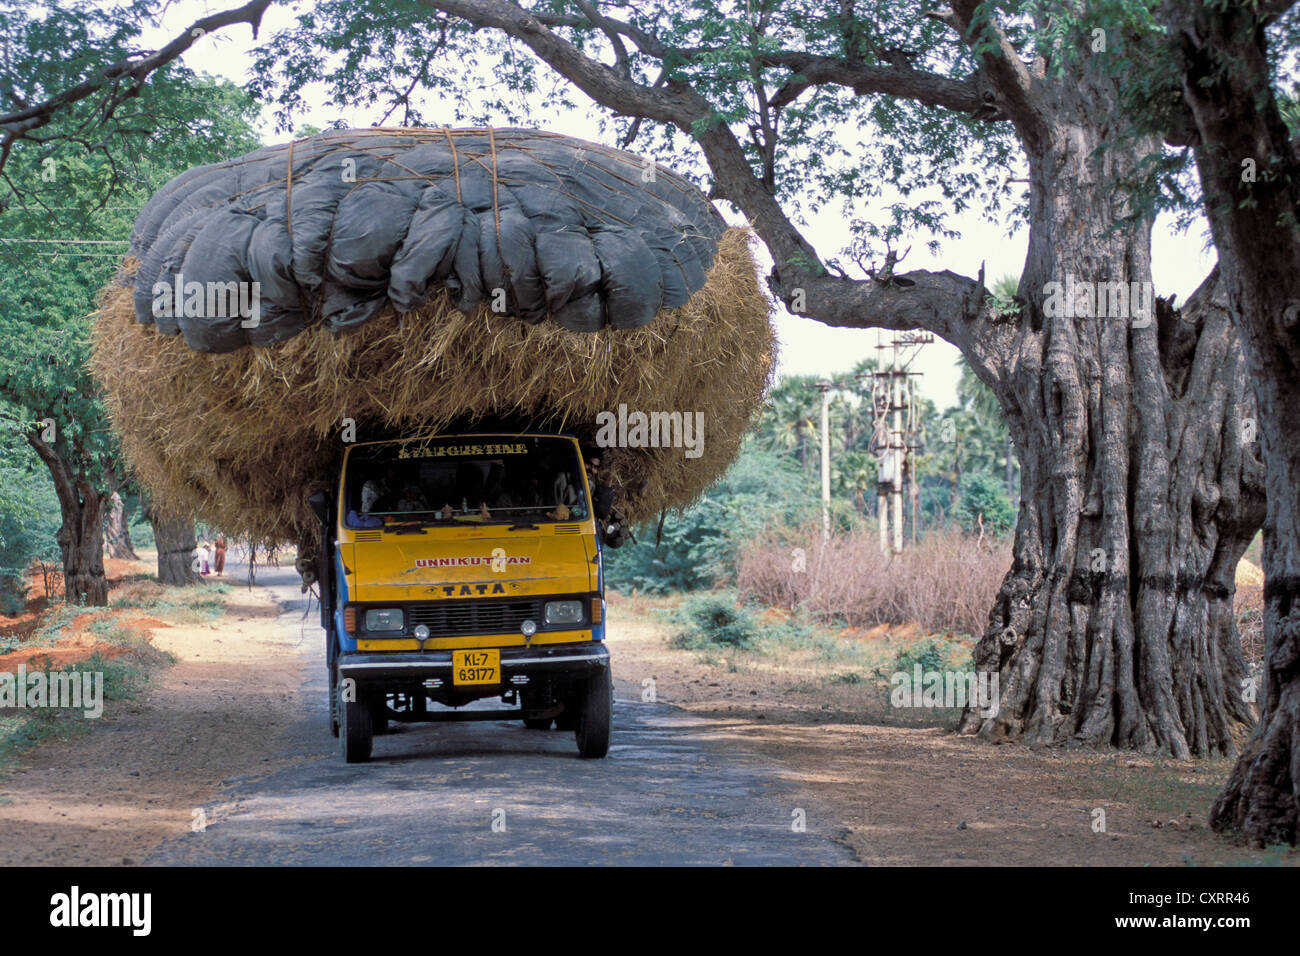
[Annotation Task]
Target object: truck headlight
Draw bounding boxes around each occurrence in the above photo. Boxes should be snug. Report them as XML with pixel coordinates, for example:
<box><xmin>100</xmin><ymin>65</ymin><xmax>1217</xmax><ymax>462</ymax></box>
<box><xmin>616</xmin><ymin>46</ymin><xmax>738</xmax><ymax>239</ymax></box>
<box><xmin>364</xmin><ymin>608</ymin><xmax>404</xmax><ymax>631</ymax></box>
<box><xmin>544</xmin><ymin>600</ymin><xmax>583</xmax><ymax>625</ymax></box>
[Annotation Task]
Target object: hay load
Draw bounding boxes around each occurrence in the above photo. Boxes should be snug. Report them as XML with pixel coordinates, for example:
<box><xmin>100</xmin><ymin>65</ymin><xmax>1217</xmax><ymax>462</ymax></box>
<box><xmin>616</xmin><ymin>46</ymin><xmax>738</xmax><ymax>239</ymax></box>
<box><xmin>92</xmin><ymin>127</ymin><xmax>775</xmax><ymax>547</ymax></box>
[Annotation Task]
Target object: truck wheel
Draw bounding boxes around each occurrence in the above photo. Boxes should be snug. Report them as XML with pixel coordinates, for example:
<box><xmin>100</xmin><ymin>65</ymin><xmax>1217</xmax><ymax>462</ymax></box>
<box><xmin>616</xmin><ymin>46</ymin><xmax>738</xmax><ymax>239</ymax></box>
<box><xmin>328</xmin><ymin>661</ymin><xmax>340</xmax><ymax>738</ymax></box>
<box><xmin>574</xmin><ymin>669</ymin><xmax>612</xmax><ymax>759</ymax></box>
<box><xmin>341</xmin><ymin>692</ymin><xmax>373</xmax><ymax>763</ymax></box>
<box><xmin>369</xmin><ymin>694</ymin><xmax>391</xmax><ymax>735</ymax></box>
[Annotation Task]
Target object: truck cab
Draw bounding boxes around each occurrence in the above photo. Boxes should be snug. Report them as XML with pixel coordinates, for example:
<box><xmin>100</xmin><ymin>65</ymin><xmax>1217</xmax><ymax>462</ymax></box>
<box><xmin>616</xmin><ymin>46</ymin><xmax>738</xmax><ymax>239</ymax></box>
<box><xmin>314</xmin><ymin>433</ymin><xmax>612</xmax><ymax>762</ymax></box>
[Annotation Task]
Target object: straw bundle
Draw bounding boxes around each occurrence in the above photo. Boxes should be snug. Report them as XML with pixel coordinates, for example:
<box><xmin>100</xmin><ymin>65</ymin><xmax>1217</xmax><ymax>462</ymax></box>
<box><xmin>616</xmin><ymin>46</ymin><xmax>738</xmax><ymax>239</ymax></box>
<box><xmin>93</xmin><ymin>224</ymin><xmax>775</xmax><ymax>546</ymax></box>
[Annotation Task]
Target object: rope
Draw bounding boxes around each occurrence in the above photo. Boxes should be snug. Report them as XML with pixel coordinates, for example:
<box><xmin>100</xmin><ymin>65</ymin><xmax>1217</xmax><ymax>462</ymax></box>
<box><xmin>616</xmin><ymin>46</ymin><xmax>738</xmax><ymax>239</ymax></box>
<box><xmin>285</xmin><ymin>137</ymin><xmax>295</xmax><ymax>240</ymax></box>
<box><xmin>146</xmin><ymin>129</ymin><xmax>665</xmax><ymax>234</ymax></box>
<box><xmin>488</xmin><ymin>126</ymin><xmax>512</xmax><ymax>316</ymax></box>
<box><xmin>442</xmin><ymin>126</ymin><xmax>463</xmax><ymax>203</ymax></box>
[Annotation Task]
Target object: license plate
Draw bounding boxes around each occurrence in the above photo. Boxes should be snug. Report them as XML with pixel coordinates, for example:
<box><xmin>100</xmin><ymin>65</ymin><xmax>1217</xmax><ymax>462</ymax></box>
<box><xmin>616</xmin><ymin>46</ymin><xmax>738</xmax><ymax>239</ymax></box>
<box><xmin>452</xmin><ymin>649</ymin><xmax>500</xmax><ymax>686</ymax></box>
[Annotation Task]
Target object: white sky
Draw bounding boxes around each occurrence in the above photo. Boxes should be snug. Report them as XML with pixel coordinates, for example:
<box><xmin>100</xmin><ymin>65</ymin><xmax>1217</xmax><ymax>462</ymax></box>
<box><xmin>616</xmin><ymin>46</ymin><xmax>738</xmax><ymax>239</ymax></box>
<box><xmin>143</xmin><ymin>2</ymin><xmax>1219</xmax><ymax>411</ymax></box>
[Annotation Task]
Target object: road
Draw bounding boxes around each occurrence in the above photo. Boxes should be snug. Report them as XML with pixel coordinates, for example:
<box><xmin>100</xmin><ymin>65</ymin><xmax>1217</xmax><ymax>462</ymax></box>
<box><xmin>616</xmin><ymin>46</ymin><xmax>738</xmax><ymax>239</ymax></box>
<box><xmin>146</xmin><ymin>563</ymin><xmax>857</xmax><ymax>866</ymax></box>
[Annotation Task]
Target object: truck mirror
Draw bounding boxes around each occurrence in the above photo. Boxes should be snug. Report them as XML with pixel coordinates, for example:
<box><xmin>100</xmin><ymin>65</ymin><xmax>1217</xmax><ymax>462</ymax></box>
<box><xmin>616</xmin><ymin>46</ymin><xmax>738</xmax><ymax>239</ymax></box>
<box><xmin>307</xmin><ymin>491</ymin><xmax>329</xmax><ymax>521</ymax></box>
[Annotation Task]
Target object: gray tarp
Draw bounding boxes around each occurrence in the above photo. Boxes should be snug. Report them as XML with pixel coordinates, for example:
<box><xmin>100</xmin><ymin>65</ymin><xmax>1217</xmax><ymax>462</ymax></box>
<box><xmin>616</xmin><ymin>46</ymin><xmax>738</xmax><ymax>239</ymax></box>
<box><xmin>125</xmin><ymin>128</ymin><xmax>729</xmax><ymax>352</ymax></box>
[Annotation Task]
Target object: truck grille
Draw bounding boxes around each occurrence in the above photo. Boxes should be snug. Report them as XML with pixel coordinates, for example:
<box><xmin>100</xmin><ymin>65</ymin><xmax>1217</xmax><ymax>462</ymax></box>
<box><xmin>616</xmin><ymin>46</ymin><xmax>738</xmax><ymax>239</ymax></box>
<box><xmin>406</xmin><ymin>599</ymin><xmax>543</xmax><ymax>637</ymax></box>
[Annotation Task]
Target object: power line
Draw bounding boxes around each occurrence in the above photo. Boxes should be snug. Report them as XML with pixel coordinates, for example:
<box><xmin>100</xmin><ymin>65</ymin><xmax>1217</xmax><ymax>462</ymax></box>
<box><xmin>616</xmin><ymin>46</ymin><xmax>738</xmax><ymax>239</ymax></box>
<box><xmin>0</xmin><ymin>238</ymin><xmax>129</xmax><ymax>244</ymax></box>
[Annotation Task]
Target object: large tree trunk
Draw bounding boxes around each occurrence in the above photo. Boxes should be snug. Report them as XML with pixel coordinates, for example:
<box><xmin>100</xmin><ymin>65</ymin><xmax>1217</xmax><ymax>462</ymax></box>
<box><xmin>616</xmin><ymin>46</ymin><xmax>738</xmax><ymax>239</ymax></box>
<box><xmin>955</xmin><ymin>75</ymin><xmax>1265</xmax><ymax>757</ymax></box>
<box><xmin>57</xmin><ymin>490</ymin><xmax>109</xmax><ymax>606</ymax></box>
<box><xmin>1161</xmin><ymin>0</ymin><xmax>1300</xmax><ymax>844</ymax></box>
<box><xmin>414</xmin><ymin>0</ymin><xmax>1265</xmax><ymax>759</ymax></box>
<box><xmin>25</xmin><ymin>433</ymin><xmax>111</xmax><ymax>606</ymax></box>
<box><xmin>103</xmin><ymin>491</ymin><xmax>138</xmax><ymax>560</ymax></box>
<box><xmin>1004</xmin><ymin>434</ymin><xmax>1014</xmax><ymax>498</ymax></box>
<box><xmin>144</xmin><ymin>501</ymin><xmax>200</xmax><ymax>587</ymax></box>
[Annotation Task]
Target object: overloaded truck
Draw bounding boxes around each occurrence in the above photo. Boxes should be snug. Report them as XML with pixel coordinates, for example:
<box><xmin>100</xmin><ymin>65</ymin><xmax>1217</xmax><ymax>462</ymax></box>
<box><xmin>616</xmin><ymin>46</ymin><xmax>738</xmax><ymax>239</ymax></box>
<box><xmin>312</xmin><ymin>433</ymin><xmax>614</xmax><ymax>762</ymax></box>
<box><xmin>92</xmin><ymin>127</ymin><xmax>775</xmax><ymax>766</ymax></box>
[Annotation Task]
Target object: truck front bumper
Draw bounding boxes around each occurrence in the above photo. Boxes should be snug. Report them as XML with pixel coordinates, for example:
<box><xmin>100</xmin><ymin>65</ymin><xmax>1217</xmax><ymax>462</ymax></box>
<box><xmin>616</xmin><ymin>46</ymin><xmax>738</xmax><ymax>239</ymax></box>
<box><xmin>338</xmin><ymin>641</ymin><xmax>609</xmax><ymax>688</ymax></box>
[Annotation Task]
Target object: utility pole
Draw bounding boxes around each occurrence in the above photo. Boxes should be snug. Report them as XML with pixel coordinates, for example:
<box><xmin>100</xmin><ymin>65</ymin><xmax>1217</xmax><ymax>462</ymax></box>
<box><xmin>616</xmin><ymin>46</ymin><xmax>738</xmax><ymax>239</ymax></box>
<box><xmin>802</xmin><ymin>379</ymin><xmax>833</xmax><ymax>541</ymax></box>
<box><xmin>891</xmin><ymin>335</ymin><xmax>903</xmax><ymax>554</ymax></box>
<box><xmin>872</xmin><ymin>330</ymin><xmax>931</xmax><ymax>554</ymax></box>
<box><xmin>820</xmin><ymin>381</ymin><xmax>831</xmax><ymax>540</ymax></box>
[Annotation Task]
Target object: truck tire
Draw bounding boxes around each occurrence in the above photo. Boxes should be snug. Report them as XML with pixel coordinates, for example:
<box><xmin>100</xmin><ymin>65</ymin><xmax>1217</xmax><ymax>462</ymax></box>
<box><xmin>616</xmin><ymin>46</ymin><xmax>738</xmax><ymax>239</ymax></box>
<box><xmin>341</xmin><ymin>692</ymin><xmax>373</xmax><ymax>763</ymax></box>
<box><xmin>369</xmin><ymin>694</ymin><xmax>391</xmax><ymax>735</ymax></box>
<box><xmin>574</xmin><ymin>669</ymin><xmax>612</xmax><ymax>759</ymax></box>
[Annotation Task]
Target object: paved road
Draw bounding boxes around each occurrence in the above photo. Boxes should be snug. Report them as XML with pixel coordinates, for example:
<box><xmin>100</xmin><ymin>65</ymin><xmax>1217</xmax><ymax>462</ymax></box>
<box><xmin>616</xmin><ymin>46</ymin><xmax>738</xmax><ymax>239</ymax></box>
<box><xmin>148</xmin><ymin>563</ymin><xmax>856</xmax><ymax>865</ymax></box>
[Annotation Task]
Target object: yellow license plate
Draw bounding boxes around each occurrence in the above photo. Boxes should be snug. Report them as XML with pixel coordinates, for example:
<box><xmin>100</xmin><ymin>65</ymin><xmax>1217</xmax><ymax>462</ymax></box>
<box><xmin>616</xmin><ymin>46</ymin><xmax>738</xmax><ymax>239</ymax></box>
<box><xmin>452</xmin><ymin>648</ymin><xmax>500</xmax><ymax>685</ymax></box>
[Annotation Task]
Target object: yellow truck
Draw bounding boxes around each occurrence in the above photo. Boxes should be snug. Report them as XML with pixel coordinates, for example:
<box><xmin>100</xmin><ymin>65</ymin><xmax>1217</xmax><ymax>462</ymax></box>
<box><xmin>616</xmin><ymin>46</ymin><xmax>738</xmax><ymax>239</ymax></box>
<box><xmin>309</xmin><ymin>433</ymin><xmax>612</xmax><ymax>762</ymax></box>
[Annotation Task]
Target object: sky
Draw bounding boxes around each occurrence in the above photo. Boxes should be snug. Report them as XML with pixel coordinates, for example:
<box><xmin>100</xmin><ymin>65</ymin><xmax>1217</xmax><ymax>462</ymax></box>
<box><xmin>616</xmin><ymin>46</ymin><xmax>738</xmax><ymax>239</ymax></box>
<box><xmin>140</xmin><ymin>1</ymin><xmax>1220</xmax><ymax>412</ymax></box>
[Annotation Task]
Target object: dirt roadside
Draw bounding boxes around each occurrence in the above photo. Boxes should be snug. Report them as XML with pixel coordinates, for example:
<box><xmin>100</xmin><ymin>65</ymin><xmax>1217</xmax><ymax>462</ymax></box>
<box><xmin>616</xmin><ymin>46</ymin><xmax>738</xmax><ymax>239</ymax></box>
<box><xmin>605</xmin><ymin>591</ymin><xmax>1298</xmax><ymax>867</ymax></box>
<box><xmin>0</xmin><ymin>568</ymin><xmax>1295</xmax><ymax>866</ymax></box>
<box><xmin>0</xmin><ymin>563</ymin><xmax>311</xmax><ymax>866</ymax></box>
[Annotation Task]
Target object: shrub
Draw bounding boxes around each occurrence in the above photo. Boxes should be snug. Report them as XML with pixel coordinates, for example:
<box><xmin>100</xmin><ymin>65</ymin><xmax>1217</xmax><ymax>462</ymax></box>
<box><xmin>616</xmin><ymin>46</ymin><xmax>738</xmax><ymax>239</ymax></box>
<box><xmin>875</xmin><ymin>636</ymin><xmax>970</xmax><ymax>678</ymax></box>
<box><xmin>604</xmin><ymin>443</ymin><xmax>812</xmax><ymax>593</ymax></box>
<box><xmin>736</xmin><ymin>523</ymin><xmax>1008</xmax><ymax>637</ymax></box>
<box><xmin>956</xmin><ymin>471</ymin><xmax>1015</xmax><ymax>536</ymax></box>
<box><xmin>670</xmin><ymin>591</ymin><xmax>759</xmax><ymax>649</ymax></box>
<box><xmin>0</xmin><ymin>464</ymin><xmax>61</xmax><ymax>613</ymax></box>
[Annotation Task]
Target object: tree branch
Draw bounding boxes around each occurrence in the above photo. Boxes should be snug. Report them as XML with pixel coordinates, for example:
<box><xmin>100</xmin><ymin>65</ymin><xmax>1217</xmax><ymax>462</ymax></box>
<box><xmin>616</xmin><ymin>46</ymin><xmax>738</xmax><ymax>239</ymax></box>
<box><xmin>759</xmin><ymin>51</ymin><xmax>1006</xmax><ymax>120</ymax></box>
<box><xmin>570</xmin><ymin>0</ymin><xmax>632</xmax><ymax>80</ymax></box>
<box><xmin>26</xmin><ymin>427</ymin><xmax>77</xmax><ymax>521</ymax></box>
<box><xmin>420</xmin><ymin>0</ymin><xmax>995</xmax><ymax>348</ymax></box>
<box><xmin>944</xmin><ymin>1</ymin><xmax>1047</xmax><ymax>148</ymax></box>
<box><xmin>0</xmin><ymin>0</ymin><xmax>273</xmax><ymax>172</ymax></box>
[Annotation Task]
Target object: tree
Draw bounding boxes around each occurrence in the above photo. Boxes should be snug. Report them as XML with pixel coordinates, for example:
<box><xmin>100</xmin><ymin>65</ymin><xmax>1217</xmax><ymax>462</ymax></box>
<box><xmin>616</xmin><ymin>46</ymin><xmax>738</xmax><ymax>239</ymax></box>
<box><xmin>0</xmin><ymin>150</ymin><xmax>127</xmax><ymax>604</ymax></box>
<box><xmin>756</xmin><ymin>374</ymin><xmax>826</xmax><ymax>469</ymax></box>
<box><xmin>142</xmin><ymin>497</ymin><xmax>199</xmax><ymax>587</ymax></box>
<box><xmin>0</xmin><ymin>0</ymin><xmax>271</xmax><ymax>175</ymax></box>
<box><xmin>258</xmin><ymin>0</ymin><xmax>1264</xmax><ymax>755</ymax></box>
<box><xmin>1153</xmin><ymin>0</ymin><xmax>1300</xmax><ymax>843</ymax></box>
<box><xmin>103</xmin><ymin>491</ymin><xmax>137</xmax><ymax>560</ymax></box>
<box><xmin>0</xmin><ymin>5</ymin><xmax>262</xmax><ymax>601</ymax></box>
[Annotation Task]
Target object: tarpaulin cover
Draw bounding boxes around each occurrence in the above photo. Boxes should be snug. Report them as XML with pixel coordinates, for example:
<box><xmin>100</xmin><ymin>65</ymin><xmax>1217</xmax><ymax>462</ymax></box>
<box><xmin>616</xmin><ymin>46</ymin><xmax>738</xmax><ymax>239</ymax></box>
<box><xmin>125</xmin><ymin>127</ymin><xmax>728</xmax><ymax>352</ymax></box>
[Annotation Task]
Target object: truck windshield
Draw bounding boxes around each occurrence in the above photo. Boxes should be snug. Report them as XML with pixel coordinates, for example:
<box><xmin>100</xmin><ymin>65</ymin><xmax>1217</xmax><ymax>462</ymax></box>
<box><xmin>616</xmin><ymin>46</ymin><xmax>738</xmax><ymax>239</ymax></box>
<box><xmin>343</xmin><ymin>436</ymin><xmax>589</xmax><ymax>529</ymax></box>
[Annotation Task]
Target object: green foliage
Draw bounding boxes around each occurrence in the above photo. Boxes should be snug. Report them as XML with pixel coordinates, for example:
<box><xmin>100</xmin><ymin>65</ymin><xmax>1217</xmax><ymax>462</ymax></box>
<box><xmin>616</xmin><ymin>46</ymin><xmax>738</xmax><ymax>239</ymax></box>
<box><xmin>670</xmin><ymin>591</ymin><xmax>758</xmax><ymax>650</ymax></box>
<box><xmin>956</xmin><ymin>471</ymin><xmax>1016</xmax><ymax>536</ymax></box>
<box><xmin>874</xmin><ymin>636</ymin><xmax>970</xmax><ymax>679</ymax></box>
<box><xmin>0</xmin><ymin>4</ymin><xmax>263</xmax><ymax>590</ymax></box>
<box><xmin>250</xmin><ymin>0</ymin><xmax>1023</xmax><ymax>265</ymax></box>
<box><xmin>604</xmin><ymin>443</ymin><xmax>811</xmax><ymax>592</ymax></box>
<box><xmin>0</xmin><ymin>443</ymin><xmax>61</xmax><ymax>613</ymax></box>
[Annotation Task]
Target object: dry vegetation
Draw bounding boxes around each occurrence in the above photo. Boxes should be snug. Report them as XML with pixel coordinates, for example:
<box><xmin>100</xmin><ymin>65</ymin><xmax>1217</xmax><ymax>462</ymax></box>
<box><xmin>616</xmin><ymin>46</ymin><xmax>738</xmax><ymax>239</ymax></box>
<box><xmin>736</xmin><ymin>524</ymin><xmax>1010</xmax><ymax>637</ymax></box>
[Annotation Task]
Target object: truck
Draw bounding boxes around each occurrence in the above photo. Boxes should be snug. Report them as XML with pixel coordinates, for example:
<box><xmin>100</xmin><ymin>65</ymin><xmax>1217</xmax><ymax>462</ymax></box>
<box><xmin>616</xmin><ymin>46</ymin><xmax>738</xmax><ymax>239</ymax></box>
<box><xmin>308</xmin><ymin>432</ymin><xmax>613</xmax><ymax>763</ymax></box>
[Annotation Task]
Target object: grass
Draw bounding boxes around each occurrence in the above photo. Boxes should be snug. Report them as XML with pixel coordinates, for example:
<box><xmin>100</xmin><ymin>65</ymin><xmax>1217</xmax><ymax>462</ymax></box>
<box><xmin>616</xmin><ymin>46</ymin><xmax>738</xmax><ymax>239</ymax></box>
<box><xmin>1084</xmin><ymin>752</ymin><xmax>1246</xmax><ymax>851</ymax></box>
<box><xmin>0</xmin><ymin>579</ymin><xmax>213</xmax><ymax>776</ymax></box>
<box><xmin>1227</xmin><ymin>844</ymin><xmax>1296</xmax><ymax>866</ymax></box>
<box><xmin>655</xmin><ymin>588</ymin><xmax>980</xmax><ymax>729</ymax></box>
<box><xmin>109</xmin><ymin>579</ymin><xmax>230</xmax><ymax>623</ymax></box>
